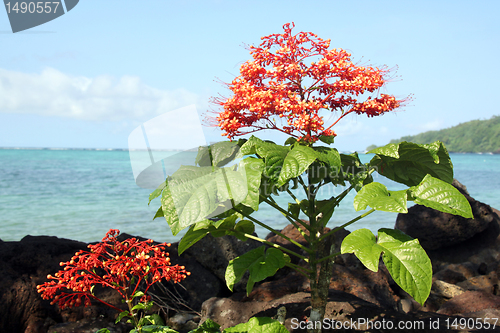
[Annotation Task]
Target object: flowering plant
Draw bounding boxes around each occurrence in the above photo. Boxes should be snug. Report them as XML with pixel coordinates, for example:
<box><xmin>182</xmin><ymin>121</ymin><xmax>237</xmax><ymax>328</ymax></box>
<box><xmin>212</xmin><ymin>23</ymin><xmax>403</xmax><ymax>143</ymax></box>
<box><xmin>37</xmin><ymin>229</ymin><xmax>190</xmax><ymax>332</ymax></box>
<box><xmin>151</xmin><ymin>23</ymin><xmax>473</xmax><ymax>333</ymax></box>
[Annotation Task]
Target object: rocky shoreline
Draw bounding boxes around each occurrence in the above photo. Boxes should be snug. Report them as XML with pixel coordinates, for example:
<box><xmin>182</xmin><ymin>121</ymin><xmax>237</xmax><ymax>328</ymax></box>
<box><xmin>2</xmin><ymin>180</ymin><xmax>500</xmax><ymax>333</ymax></box>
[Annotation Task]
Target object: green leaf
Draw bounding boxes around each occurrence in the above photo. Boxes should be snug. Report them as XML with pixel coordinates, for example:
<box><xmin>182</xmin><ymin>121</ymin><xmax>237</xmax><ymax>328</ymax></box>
<box><xmin>225</xmin><ymin>247</ymin><xmax>290</xmax><ymax>294</ymax></box>
<box><xmin>284</xmin><ymin>137</ymin><xmax>297</xmax><ymax>146</ymax></box>
<box><xmin>328</xmin><ymin>152</ymin><xmax>371</xmax><ymax>189</ymax></box>
<box><xmin>132</xmin><ymin>291</ymin><xmax>145</xmax><ymax>299</ymax></box>
<box><xmin>422</xmin><ymin>141</ymin><xmax>448</xmax><ymax>164</ymax></box>
<box><xmin>238</xmin><ymin>158</ymin><xmax>264</xmax><ymax>211</ymax></box>
<box><xmin>367</xmin><ymin>143</ymin><xmax>399</xmax><ymax>157</ymax></box>
<box><xmin>341</xmin><ymin>228</ymin><xmax>432</xmax><ymax>305</ymax></box>
<box><xmin>378</xmin><ymin>228</ymin><xmax>432</xmax><ymax>305</ymax></box>
<box><xmin>223</xmin><ymin>317</ymin><xmax>289</xmax><ymax>333</ymax></box>
<box><xmin>161</xmin><ymin>182</ymin><xmax>183</xmax><ymax>235</ymax></box>
<box><xmin>196</xmin><ymin>141</ymin><xmax>244</xmax><ymax>167</ymax></box>
<box><xmin>195</xmin><ymin>145</ymin><xmax>212</xmax><ymax>167</ymax></box>
<box><xmin>233</xmin><ymin>220</ymin><xmax>255</xmax><ymax>241</ymax></box>
<box><xmin>96</xmin><ymin>329</ymin><xmax>111</xmax><ymax>333</ymax></box>
<box><xmin>189</xmin><ymin>318</ymin><xmax>221</xmax><ymax>333</ymax></box>
<box><xmin>210</xmin><ymin>215</ymin><xmax>238</xmax><ymax>238</ymax></box>
<box><xmin>288</xmin><ymin>203</ymin><xmax>301</xmax><ymax>219</ymax></box>
<box><xmin>340</xmin><ymin>229</ymin><xmax>383</xmax><ymax>271</ymax></box>
<box><xmin>277</xmin><ymin>145</ymin><xmax>318</xmax><ymax>186</ymax></box>
<box><xmin>409</xmin><ymin>174</ymin><xmax>473</xmax><ymax>218</ymax></box>
<box><xmin>149</xmin><ymin>181</ymin><xmax>166</xmax><ymax>205</ymax></box>
<box><xmin>178</xmin><ymin>216</ymin><xmax>242</xmax><ymax>254</ymax></box>
<box><xmin>316</xmin><ymin>199</ymin><xmax>338</xmax><ymax>226</ymax></box>
<box><xmin>239</xmin><ymin>137</ymin><xmax>318</xmax><ymax>190</ymax></box>
<box><xmin>140</xmin><ymin>314</ymin><xmax>165</xmax><ymax>326</ymax></box>
<box><xmin>153</xmin><ymin>206</ymin><xmax>164</xmax><ymax>220</ymax></box>
<box><xmin>307</xmin><ymin>161</ymin><xmax>328</xmax><ymax>184</ymax></box>
<box><xmin>178</xmin><ymin>215</ymin><xmax>255</xmax><ymax>253</ymax></box>
<box><xmin>239</xmin><ymin>136</ymin><xmax>290</xmax><ymax>181</ymax></box>
<box><xmin>210</xmin><ymin>141</ymin><xmax>242</xmax><ymax>167</ymax></box>
<box><xmin>115</xmin><ymin>310</ymin><xmax>131</xmax><ymax>324</ymax></box>
<box><xmin>353</xmin><ymin>182</ymin><xmax>408</xmax><ymax>213</ymax></box>
<box><xmin>135</xmin><ymin>326</ymin><xmax>178</xmax><ymax>333</ymax></box>
<box><xmin>318</xmin><ymin>134</ymin><xmax>335</xmax><ymax>145</ymax></box>
<box><xmin>178</xmin><ymin>224</ymin><xmax>210</xmax><ymax>255</ymax></box>
<box><xmin>131</xmin><ymin>303</ymin><xmax>146</xmax><ymax>311</ymax></box>
<box><xmin>370</xmin><ymin>141</ymin><xmax>453</xmax><ymax>186</ymax></box>
<box><xmin>161</xmin><ymin>165</ymin><xmax>248</xmax><ymax>233</ymax></box>
<box><xmin>313</xmin><ymin>146</ymin><xmax>341</xmax><ymax>168</ymax></box>
<box><xmin>300</xmin><ymin>199</ymin><xmax>310</xmax><ymax>216</ymax></box>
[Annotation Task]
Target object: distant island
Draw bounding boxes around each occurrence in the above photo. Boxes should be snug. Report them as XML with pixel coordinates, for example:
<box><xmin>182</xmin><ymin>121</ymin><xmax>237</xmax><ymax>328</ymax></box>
<box><xmin>367</xmin><ymin>115</ymin><xmax>500</xmax><ymax>153</ymax></box>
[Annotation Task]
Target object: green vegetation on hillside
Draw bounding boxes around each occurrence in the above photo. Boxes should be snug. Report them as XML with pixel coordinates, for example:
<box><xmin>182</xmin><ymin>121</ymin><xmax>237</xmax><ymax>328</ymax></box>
<box><xmin>381</xmin><ymin>116</ymin><xmax>500</xmax><ymax>153</ymax></box>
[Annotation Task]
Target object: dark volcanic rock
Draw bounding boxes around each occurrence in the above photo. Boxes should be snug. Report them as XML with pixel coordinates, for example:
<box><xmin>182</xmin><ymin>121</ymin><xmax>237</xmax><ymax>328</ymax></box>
<box><xmin>184</xmin><ymin>234</ymin><xmax>262</xmax><ymax>293</ymax></box>
<box><xmin>201</xmin><ymin>291</ymin><xmax>467</xmax><ymax>333</ymax></box>
<box><xmin>433</xmin><ymin>262</ymin><xmax>477</xmax><ymax>284</ymax></box>
<box><xmin>246</xmin><ymin>271</ymin><xmax>309</xmax><ymax>302</ymax></box>
<box><xmin>0</xmin><ymin>235</ymin><xmax>89</xmax><ymax>333</ymax></box>
<box><xmin>395</xmin><ymin>179</ymin><xmax>499</xmax><ymax>250</ymax></box>
<box><xmin>155</xmin><ymin>242</ymin><xmax>224</xmax><ymax>312</ymax></box>
<box><xmin>425</xmin><ymin>212</ymin><xmax>500</xmax><ymax>272</ymax></box>
<box><xmin>328</xmin><ymin>264</ymin><xmax>400</xmax><ymax>309</ymax></box>
<box><xmin>437</xmin><ymin>291</ymin><xmax>500</xmax><ymax>316</ymax></box>
<box><xmin>457</xmin><ymin>271</ymin><xmax>499</xmax><ymax>295</ymax></box>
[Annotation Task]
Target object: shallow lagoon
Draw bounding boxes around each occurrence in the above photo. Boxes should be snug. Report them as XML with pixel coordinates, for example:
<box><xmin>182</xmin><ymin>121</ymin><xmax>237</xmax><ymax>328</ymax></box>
<box><xmin>1</xmin><ymin>149</ymin><xmax>498</xmax><ymax>242</ymax></box>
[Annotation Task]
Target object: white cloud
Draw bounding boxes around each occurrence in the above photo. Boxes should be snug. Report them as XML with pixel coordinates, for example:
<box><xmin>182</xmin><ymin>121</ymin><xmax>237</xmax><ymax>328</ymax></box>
<box><xmin>334</xmin><ymin>118</ymin><xmax>367</xmax><ymax>136</ymax></box>
<box><xmin>419</xmin><ymin>119</ymin><xmax>444</xmax><ymax>132</ymax></box>
<box><xmin>0</xmin><ymin>67</ymin><xmax>201</xmax><ymax>122</ymax></box>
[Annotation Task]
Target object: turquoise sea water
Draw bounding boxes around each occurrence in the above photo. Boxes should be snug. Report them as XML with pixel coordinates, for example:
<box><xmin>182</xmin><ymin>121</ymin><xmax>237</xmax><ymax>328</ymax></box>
<box><xmin>1</xmin><ymin>148</ymin><xmax>499</xmax><ymax>243</ymax></box>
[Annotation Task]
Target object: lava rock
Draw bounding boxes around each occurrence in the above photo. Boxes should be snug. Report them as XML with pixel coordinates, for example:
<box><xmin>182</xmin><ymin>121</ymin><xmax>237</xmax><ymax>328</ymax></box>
<box><xmin>395</xmin><ymin>179</ymin><xmax>498</xmax><ymax>250</ymax></box>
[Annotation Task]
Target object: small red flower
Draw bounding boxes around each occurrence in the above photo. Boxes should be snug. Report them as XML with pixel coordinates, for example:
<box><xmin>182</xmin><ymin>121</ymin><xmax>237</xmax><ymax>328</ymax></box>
<box><xmin>37</xmin><ymin>229</ymin><xmax>190</xmax><ymax>312</ymax></box>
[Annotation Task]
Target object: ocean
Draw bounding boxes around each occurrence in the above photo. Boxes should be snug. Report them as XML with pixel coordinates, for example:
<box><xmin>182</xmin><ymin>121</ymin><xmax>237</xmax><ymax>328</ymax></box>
<box><xmin>1</xmin><ymin>148</ymin><xmax>499</xmax><ymax>243</ymax></box>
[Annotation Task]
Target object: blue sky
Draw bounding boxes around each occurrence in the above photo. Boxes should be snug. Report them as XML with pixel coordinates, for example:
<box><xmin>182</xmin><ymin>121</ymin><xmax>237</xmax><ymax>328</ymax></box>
<box><xmin>1</xmin><ymin>0</ymin><xmax>499</xmax><ymax>151</ymax></box>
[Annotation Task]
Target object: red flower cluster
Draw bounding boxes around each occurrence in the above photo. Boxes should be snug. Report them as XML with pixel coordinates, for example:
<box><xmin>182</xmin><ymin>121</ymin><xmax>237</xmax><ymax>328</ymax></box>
<box><xmin>37</xmin><ymin>229</ymin><xmax>190</xmax><ymax>311</ymax></box>
<box><xmin>211</xmin><ymin>22</ymin><xmax>408</xmax><ymax>142</ymax></box>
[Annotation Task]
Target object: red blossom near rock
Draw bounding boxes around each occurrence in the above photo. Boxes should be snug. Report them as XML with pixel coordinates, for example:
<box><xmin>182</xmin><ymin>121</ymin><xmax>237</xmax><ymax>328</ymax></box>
<box><xmin>37</xmin><ymin>229</ymin><xmax>190</xmax><ymax>312</ymax></box>
<box><xmin>210</xmin><ymin>22</ymin><xmax>408</xmax><ymax>142</ymax></box>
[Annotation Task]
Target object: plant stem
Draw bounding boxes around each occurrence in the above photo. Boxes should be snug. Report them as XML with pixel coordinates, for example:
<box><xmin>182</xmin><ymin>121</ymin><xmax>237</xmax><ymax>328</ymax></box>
<box><xmin>303</xmin><ymin>167</ymin><xmax>330</xmax><ymax>333</ymax></box>
<box><xmin>125</xmin><ymin>293</ymin><xmax>140</xmax><ymax>329</ymax></box>
<box><xmin>308</xmin><ymin>232</ymin><xmax>336</xmax><ymax>333</ymax></box>
<box><xmin>284</xmin><ymin>188</ymin><xmax>312</xmax><ymax>231</ymax></box>
<box><xmin>319</xmin><ymin>208</ymin><xmax>376</xmax><ymax>242</ymax></box>
<box><xmin>88</xmin><ymin>294</ymin><xmax>124</xmax><ymax>313</ymax></box>
<box><xmin>232</xmin><ymin>207</ymin><xmax>313</xmax><ymax>254</ymax></box>
<box><xmin>318</xmin><ymin>185</ymin><xmax>354</xmax><ymax>229</ymax></box>
<box><xmin>315</xmin><ymin>251</ymin><xmax>341</xmax><ymax>264</ymax></box>
<box><xmin>285</xmin><ymin>261</ymin><xmax>313</xmax><ymax>275</ymax></box>
<box><xmin>267</xmin><ymin>195</ymin><xmax>310</xmax><ymax>231</ymax></box>
<box><xmin>238</xmin><ymin>232</ymin><xmax>309</xmax><ymax>262</ymax></box>
<box><xmin>297</xmin><ymin>175</ymin><xmax>310</xmax><ymax>197</ymax></box>
<box><xmin>263</xmin><ymin>195</ymin><xmax>311</xmax><ymax>237</ymax></box>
